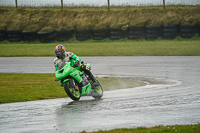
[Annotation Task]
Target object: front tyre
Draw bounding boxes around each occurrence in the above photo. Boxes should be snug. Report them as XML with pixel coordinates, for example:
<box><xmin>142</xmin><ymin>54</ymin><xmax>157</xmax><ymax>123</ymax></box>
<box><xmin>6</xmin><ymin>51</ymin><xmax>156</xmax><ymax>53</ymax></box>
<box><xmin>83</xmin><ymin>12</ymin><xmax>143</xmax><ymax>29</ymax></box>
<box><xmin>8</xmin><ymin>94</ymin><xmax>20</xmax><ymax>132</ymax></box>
<box><xmin>63</xmin><ymin>79</ymin><xmax>80</xmax><ymax>101</ymax></box>
<box><xmin>92</xmin><ymin>80</ymin><xmax>103</xmax><ymax>99</ymax></box>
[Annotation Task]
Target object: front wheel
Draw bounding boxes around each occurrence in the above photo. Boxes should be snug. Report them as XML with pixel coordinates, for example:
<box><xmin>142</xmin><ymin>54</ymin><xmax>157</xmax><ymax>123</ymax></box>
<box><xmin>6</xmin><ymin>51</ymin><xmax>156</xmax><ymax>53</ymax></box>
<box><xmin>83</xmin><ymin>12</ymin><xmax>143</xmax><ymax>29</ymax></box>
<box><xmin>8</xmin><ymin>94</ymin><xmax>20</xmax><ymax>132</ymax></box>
<box><xmin>92</xmin><ymin>80</ymin><xmax>103</xmax><ymax>99</ymax></box>
<box><xmin>64</xmin><ymin>79</ymin><xmax>81</xmax><ymax>101</ymax></box>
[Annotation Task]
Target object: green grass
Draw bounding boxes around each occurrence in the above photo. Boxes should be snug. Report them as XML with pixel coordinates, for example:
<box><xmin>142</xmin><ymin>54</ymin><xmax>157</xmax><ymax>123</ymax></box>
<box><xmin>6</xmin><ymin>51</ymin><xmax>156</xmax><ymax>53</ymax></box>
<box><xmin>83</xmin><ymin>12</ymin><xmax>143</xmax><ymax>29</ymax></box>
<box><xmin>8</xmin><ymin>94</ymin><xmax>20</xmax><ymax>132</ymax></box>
<box><xmin>0</xmin><ymin>73</ymin><xmax>145</xmax><ymax>104</ymax></box>
<box><xmin>0</xmin><ymin>73</ymin><xmax>62</xmax><ymax>103</ymax></box>
<box><xmin>84</xmin><ymin>124</ymin><xmax>200</xmax><ymax>133</ymax></box>
<box><xmin>0</xmin><ymin>39</ymin><xmax>200</xmax><ymax>57</ymax></box>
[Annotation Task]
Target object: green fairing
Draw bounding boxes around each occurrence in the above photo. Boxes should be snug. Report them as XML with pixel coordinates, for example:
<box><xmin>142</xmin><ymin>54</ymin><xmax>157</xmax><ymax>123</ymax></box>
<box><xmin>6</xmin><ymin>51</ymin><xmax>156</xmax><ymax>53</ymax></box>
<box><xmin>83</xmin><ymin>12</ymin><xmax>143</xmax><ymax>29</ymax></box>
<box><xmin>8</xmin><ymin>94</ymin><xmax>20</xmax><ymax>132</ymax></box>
<box><xmin>55</xmin><ymin>63</ymin><xmax>71</xmax><ymax>80</ymax></box>
<box><xmin>55</xmin><ymin>62</ymin><xmax>82</xmax><ymax>82</ymax></box>
<box><xmin>70</xmin><ymin>69</ymin><xmax>82</xmax><ymax>83</ymax></box>
<box><xmin>81</xmin><ymin>84</ymin><xmax>92</xmax><ymax>95</ymax></box>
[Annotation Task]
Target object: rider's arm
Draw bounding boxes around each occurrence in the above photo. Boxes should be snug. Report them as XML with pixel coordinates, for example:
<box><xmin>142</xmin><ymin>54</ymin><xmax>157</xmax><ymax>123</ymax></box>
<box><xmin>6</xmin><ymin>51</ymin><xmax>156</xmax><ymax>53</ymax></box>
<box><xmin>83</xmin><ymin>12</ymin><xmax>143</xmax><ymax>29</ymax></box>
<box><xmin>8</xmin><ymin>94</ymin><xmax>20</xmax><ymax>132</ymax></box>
<box><xmin>71</xmin><ymin>54</ymin><xmax>81</xmax><ymax>63</ymax></box>
<box><xmin>66</xmin><ymin>52</ymin><xmax>81</xmax><ymax>67</ymax></box>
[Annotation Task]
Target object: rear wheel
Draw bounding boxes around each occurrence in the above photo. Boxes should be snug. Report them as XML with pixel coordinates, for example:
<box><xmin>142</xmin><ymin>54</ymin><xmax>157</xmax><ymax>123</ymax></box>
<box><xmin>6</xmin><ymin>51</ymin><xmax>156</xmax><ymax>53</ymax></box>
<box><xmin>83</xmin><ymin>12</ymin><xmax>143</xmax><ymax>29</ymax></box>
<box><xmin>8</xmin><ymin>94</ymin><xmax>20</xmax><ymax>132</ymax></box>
<box><xmin>92</xmin><ymin>80</ymin><xmax>103</xmax><ymax>99</ymax></box>
<box><xmin>64</xmin><ymin>79</ymin><xmax>80</xmax><ymax>101</ymax></box>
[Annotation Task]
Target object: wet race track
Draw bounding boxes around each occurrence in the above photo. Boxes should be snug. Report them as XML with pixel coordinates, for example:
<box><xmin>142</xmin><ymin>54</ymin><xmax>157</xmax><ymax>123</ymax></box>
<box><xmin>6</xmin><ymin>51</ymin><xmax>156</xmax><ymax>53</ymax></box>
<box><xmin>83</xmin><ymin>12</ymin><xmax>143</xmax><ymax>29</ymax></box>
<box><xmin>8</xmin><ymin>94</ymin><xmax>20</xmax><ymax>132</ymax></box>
<box><xmin>0</xmin><ymin>56</ymin><xmax>200</xmax><ymax>133</ymax></box>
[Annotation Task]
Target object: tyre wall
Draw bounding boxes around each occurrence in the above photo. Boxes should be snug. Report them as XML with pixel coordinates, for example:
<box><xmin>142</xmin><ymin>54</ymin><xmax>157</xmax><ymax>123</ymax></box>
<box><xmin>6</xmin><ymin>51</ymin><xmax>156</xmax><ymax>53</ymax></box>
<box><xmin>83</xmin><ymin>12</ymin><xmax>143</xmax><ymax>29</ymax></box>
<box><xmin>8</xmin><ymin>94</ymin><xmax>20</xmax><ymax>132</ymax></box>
<box><xmin>110</xmin><ymin>28</ymin><xmax>127</xmax><ymax>40</ymax></box>
<box><xmin>22</xmin><ymin>31</ymin><xmax>38</xmax><ymax>42</ymax></box>
<box><xmin>0</xmin><ymin>30</ymin><xmax>7</xmax><ymax>41</ymax></box>
<box><xmin>180</xmin><ymin>25</ymin><xmax>199</xmax><ymax>39</ymax></box>
<box><xmin>1</xmin><ymin>24</ymin><xmax>199</xmax><ymax>42</ymax></box>
<box><xmin>38</xmin><ymin>30</ymin><xmax>57</xmax><ymax>43</ymax></box>
<box><xmin>93</xmin><ymin>29</ymin><xmax>110</xmax><ymax>40</ymax></box>
<box><xmin>163</xmin><ymin>25</ymin><xmax>179</xmax><ymax>40</ymax></box>
<box><xmin>6</xmin><ymin>30</ymin><xmax>22</xmax><ymax>42</ymax></box>
<box><xmin>57</xmin><ymin>30</ymin><xmax>74</xmax><ymax>42</ymax></box>
<box><xmin>128</xmin><ymin>26</ymin><xmax>146</xmax><ymax>40</ymax></box>
<box><xmin>76</xmin><ymin>30</ymin><xmax>93</xmax><ymax>41</ymax></box>
<box><xmin>146</xmin><ymin>26</ymin><xmax>163</xmax><ymax>40</ymax></box>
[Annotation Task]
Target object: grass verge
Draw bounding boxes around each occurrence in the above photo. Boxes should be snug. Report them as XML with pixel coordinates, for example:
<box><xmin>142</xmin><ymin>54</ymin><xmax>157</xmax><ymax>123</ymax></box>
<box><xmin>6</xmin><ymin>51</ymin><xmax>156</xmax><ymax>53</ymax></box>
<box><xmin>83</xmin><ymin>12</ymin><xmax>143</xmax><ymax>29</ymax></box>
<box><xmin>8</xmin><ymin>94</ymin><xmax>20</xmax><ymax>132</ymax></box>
<box><xmin>0</xmin><ymin>39</ymin><xmax>200</xmax><ymax>56</ymax></box>
<box><xmin>0</xmin><ymin>73</ymin><xmax>146</xmax><ymax>104</ymax></box>
<box><xmin>82</xmin><ymin>124</ymin><xmax>200</xmax><ymax>133</ymax></box>
<box><xmin>0</xmin><ymin>6</ymin><xmax>200</xmax><ymax>30</ymax></box>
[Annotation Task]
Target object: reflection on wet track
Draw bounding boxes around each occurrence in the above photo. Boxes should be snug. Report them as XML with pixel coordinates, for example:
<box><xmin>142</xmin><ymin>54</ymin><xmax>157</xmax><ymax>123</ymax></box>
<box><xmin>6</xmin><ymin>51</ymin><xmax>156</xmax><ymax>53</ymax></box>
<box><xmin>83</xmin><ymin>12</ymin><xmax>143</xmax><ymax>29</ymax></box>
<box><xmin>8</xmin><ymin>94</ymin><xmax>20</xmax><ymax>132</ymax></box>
<box><xmin>0</xmin><ymin>56</ymin><xmax>200</xmax><ymax>132</ymax></box>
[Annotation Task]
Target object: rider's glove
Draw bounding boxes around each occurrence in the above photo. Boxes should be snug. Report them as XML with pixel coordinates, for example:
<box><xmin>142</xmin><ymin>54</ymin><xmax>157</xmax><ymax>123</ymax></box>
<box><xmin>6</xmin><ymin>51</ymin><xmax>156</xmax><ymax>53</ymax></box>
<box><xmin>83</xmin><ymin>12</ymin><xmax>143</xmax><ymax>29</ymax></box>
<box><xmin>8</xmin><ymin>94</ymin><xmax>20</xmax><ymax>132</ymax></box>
<box><xmin>74</xmin><ymin>60</ymin><xmax>79</xmax><ymax>67</ymax></box>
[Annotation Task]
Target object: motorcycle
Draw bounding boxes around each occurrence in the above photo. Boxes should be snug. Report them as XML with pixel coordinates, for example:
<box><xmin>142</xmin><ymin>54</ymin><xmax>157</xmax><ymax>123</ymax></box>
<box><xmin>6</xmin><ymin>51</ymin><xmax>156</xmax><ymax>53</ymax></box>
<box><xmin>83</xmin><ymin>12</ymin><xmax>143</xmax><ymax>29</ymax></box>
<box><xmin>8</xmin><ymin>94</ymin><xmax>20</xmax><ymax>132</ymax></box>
<box><xmin>55</xmin><ymin>60</ymin><xmax>103</xmax><ymax>101</ymax></box>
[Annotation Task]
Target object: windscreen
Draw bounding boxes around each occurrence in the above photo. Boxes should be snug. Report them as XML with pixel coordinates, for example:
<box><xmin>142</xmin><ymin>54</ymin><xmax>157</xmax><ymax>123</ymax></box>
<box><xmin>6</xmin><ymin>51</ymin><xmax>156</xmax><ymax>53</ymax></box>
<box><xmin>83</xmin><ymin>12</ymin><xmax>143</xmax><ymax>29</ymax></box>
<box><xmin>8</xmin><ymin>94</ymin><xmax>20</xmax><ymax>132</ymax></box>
<box><xmin>57</xmin><ymin>61</ymin><xmax>67</xmax><ymax>70</ymax></box>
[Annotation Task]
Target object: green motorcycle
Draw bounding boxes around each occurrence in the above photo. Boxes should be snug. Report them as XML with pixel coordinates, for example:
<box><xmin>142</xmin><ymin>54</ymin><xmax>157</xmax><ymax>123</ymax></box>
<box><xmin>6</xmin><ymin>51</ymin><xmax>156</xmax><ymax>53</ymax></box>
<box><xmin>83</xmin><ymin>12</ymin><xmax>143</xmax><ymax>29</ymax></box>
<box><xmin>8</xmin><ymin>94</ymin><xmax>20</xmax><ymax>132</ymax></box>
<box><xmin>55</xmin><ymin>61</ymin><xmax>103</xmax><ymax>101</ymax></box>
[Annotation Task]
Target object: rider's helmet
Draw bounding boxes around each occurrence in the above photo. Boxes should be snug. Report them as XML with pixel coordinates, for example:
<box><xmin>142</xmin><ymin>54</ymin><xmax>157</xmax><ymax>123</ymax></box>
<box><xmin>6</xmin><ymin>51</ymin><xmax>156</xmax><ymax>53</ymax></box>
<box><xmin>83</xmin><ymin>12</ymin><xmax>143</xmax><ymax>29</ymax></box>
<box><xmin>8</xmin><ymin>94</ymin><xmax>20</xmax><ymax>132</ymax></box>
<box><xmin>54</xmin><ymin>45</ymin><xmax>66</xmax><ymax>59</ymax></box>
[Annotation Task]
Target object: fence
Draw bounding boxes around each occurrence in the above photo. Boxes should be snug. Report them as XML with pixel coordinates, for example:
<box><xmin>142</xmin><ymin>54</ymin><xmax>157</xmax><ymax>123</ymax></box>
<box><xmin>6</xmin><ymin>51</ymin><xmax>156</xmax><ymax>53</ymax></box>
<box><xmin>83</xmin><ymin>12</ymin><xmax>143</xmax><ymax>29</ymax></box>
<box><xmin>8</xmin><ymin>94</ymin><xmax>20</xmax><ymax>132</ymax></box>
<box><xmin>0</xmin><ymin>0</ymin><xmax>200</xmax><ymax>10</ymax></box>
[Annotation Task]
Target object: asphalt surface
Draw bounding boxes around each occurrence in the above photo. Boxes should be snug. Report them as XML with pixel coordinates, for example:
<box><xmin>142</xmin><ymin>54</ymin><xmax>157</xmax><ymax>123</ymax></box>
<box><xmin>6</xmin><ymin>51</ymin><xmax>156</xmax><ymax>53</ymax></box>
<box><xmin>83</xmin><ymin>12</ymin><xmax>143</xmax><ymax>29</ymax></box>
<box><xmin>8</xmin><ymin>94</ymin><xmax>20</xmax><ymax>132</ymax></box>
<box><xmin>0</xmin><ymin>56</ymin><xmax>200</xmax><ymax>133</ymax></box>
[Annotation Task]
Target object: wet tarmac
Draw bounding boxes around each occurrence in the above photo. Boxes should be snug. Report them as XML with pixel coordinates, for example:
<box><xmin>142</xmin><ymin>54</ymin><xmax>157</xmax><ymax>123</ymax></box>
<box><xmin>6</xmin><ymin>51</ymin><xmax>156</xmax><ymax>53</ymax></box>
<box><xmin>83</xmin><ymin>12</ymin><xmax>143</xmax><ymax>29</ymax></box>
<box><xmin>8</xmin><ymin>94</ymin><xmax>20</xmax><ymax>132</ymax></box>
<box><xmin>0</xmin><ymin>56</ymin><xmax>200</xmax><ymax>132</ymax></box>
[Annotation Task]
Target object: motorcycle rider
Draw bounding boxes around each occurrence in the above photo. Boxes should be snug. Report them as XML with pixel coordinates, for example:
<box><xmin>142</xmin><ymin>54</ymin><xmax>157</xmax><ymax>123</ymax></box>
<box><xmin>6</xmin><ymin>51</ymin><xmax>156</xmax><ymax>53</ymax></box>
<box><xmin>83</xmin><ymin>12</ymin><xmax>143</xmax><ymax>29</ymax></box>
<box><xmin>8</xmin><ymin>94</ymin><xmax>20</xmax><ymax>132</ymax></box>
<box><xmin>54</xmin><ymin>44</ymin><xmax>96</xmax><ymax>88</ymax></box>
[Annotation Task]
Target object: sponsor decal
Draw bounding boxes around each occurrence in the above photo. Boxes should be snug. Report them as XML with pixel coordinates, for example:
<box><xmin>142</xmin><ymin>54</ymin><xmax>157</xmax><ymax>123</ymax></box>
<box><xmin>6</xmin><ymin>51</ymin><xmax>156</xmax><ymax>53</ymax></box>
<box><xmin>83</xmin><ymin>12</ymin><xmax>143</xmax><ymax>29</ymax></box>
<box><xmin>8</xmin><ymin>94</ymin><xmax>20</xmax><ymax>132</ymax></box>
<box><xmin>86</xmin><ymin>66</ymin><xmax>90</xmax><ymax>70</ymax></box>
<box><xmin>65</xmin><ymin>68</ymin><xmax>70</xmax><ymax>72</ymax></box>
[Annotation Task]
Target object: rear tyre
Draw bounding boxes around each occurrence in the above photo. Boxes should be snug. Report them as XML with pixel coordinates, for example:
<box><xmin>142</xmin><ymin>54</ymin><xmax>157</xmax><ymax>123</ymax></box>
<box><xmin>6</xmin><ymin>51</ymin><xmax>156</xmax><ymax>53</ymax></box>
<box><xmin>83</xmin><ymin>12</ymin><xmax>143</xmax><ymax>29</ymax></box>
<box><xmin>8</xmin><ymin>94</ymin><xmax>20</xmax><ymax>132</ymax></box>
<box><xmin>64</xmin><ymin>79</ymin><xmax>80</xmax><ymax>101</ymax></box>
<box><xmin>92</xmin><ymin>80</ymin><xmax>103</xmax><ymax>99</ymax></box>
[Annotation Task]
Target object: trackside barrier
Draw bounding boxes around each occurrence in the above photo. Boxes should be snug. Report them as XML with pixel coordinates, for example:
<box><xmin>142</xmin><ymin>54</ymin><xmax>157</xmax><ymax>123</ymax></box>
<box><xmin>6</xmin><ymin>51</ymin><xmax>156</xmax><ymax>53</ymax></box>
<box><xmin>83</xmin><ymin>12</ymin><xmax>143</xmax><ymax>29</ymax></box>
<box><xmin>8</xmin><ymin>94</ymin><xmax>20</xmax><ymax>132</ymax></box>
<box><xmin>128</xmin><ymin>26</ymin><xmax>146</xmax><ymax>40</ymax></box>
<box><xmin>163</xmin><ymin>25</ymin><xmax>179</xmax><ymax>40</ymax></box>
<box><xmin>0</xmin><ymin>24</ymin><xmax>199</xmax><ymax>42</ymax></box>
<box><xmin>146</xmin><ymin>26</ymin><xmax>163</xmax><ymax>40</ymax></box>
<box><xmin>93</xmin><ymin>29</ymin><xmax>110</xmax><ymax>40</ymax></box>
